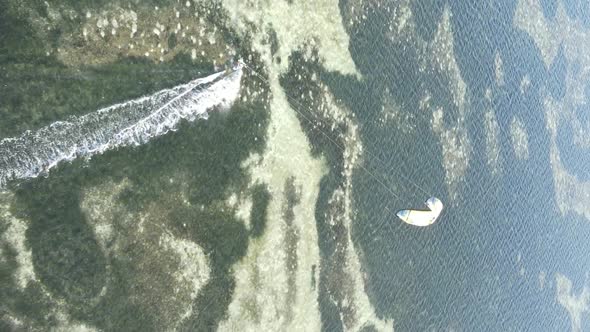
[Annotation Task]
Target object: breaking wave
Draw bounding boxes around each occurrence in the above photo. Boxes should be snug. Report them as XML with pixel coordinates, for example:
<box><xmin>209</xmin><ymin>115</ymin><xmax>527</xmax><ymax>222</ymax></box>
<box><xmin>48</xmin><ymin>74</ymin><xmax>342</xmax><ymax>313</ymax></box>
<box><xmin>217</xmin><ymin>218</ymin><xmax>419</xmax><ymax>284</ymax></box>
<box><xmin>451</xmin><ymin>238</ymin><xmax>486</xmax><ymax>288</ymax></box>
<box><xmin>0</xmin><ymin>65</ymin><xmax>243</xmax><ymax>188</ymax></box>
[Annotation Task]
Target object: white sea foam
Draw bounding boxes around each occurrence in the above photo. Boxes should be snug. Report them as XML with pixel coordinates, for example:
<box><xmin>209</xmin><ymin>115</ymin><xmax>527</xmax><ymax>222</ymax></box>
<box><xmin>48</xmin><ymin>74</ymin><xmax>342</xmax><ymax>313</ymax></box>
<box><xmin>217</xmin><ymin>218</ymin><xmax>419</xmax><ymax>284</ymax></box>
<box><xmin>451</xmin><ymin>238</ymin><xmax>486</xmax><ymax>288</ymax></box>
<box><xmin>0</xmin><ymin>65</ymin><xmax>243</xmax><ymax>188</ymax></box>
<box><xmin>556</xmin><ymin>273</ymin><xmax>590</xmax><ymax>332</ymax></box>
<box><xmin>510</xmin><ymin>116</ymin><xmax>529</xmax><ymax>160</ymax></box>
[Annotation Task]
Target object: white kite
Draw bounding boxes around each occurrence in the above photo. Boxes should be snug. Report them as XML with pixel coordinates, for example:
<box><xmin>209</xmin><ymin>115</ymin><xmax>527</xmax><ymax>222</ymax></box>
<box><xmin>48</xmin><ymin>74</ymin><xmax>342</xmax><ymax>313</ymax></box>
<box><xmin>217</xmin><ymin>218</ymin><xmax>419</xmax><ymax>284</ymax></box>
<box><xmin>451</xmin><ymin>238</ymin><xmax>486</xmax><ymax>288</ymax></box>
<box><xmin>396</xmin><ymin>197</ymin><xmax>444</xmax><ymax>227</ymax></box>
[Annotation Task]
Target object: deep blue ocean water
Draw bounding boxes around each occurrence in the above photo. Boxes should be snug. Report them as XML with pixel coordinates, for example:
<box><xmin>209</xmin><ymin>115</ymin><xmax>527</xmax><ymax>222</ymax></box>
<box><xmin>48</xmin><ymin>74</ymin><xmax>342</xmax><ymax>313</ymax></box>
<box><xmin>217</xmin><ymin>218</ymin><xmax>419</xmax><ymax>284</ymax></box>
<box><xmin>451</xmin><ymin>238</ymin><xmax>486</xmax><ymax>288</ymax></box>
<box><xmin>323</xmin><ymin>0</ymin><xmax>590</xmax><ymax>330</ymax></box>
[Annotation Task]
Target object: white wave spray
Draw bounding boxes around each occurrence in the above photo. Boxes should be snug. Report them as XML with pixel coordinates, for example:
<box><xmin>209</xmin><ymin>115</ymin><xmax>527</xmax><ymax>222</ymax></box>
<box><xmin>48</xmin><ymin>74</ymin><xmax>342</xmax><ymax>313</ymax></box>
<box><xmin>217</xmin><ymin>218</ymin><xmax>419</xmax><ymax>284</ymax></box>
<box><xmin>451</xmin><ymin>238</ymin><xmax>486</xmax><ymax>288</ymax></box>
<box><xmin>0</xmin><ymin>65</ymin><xmax>243</xmax><ymax>188</ymax></box>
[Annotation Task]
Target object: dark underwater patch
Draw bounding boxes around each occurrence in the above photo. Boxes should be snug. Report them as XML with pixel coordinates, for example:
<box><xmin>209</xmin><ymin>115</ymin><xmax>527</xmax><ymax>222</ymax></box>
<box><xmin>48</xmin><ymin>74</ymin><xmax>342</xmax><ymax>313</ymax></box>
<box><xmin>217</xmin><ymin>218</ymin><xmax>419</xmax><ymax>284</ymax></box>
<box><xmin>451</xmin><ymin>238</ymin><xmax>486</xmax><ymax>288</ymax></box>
<box><xmin>249</xmin><ymin>183</ymin><xmax>271</xmax><ymax>238</ymax></box>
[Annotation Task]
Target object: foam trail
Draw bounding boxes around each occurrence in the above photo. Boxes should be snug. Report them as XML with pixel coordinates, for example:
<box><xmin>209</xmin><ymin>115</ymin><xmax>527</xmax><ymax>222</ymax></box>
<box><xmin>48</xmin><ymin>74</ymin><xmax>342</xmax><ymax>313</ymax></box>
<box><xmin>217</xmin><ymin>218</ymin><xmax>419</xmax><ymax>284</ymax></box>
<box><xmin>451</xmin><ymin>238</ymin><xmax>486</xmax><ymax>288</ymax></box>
<box><xmin>0</xmin><ymin>65</ymin><xmax>243</xmax><ymax>188</ymax></box>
